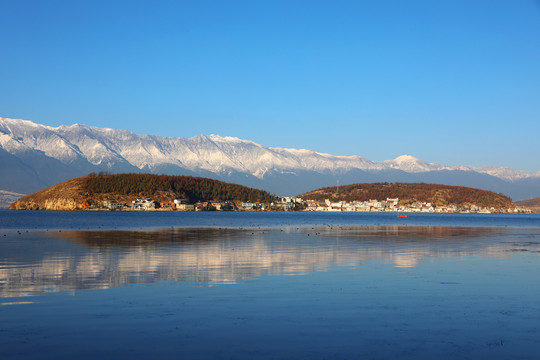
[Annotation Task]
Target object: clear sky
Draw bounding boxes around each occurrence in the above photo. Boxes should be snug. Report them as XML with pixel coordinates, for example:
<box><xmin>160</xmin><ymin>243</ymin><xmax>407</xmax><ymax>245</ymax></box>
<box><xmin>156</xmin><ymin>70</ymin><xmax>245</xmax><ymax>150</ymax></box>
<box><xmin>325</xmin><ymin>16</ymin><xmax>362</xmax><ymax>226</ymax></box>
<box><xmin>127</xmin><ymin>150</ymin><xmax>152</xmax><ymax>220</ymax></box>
<box><xmin>1</xmin><ymin>0</ymin><xmax>539</xmax><ymax>172</ymax></box>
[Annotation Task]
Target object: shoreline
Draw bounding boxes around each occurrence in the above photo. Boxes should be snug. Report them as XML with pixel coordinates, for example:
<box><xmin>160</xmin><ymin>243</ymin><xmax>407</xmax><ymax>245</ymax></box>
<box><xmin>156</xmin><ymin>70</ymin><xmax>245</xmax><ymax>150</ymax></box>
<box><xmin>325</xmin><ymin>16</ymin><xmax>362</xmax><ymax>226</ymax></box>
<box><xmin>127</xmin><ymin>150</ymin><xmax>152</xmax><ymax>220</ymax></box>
<box><xmin>1</xmin><ymin>211</ymin><xmax>539</xmax><ymax>232</ymax></box>
<box><xmin>6</xmin><ymin>207</ymin><xmax>536</xmax><ymax>214</ymax></box>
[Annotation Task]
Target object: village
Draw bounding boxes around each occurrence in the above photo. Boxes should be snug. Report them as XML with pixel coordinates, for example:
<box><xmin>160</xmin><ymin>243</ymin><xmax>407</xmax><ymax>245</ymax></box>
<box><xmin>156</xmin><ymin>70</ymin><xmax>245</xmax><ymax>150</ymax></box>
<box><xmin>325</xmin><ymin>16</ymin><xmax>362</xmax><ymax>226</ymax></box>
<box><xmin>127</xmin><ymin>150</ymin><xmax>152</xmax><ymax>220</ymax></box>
<box><xmin>298</xmin><ymin>197</ymin><xmax>532</xmax><ymax>214</ymax></box>
<box><xmin>101</xmin><ymin>196</ymin><xmax>531</xmax><ymax>214</ymax></box>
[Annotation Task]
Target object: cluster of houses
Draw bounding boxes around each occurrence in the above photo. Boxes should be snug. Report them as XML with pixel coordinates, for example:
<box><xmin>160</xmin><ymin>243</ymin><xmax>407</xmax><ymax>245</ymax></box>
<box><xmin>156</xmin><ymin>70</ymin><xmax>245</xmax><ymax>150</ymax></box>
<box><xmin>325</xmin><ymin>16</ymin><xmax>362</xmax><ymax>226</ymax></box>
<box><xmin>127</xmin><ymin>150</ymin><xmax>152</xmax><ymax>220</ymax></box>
<box><xmin>102</xmin><ymin>196</ymin><xmax>531</xmax><ymax>214</ymax></box>
<box><xmin>301</xmin><ymin>198</ymin><xmax>531</xmax><ymax>214</ymax></box>
<box><xmin>102</xmin><ymin>198</ymin><xmax>263</xmax><ymax>211</ymax></box>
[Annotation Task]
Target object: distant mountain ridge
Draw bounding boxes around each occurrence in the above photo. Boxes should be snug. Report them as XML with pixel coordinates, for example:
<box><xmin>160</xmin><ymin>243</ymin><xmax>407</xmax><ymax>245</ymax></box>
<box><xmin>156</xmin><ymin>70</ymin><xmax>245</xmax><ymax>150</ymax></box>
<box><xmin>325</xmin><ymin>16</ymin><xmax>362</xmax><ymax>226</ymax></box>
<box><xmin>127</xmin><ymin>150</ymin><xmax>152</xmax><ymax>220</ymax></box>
<box><xmin>0</xmin><ymin>190</ymin><xmax>25</xmax><ymax>209</ymax></box>
<box><xmin>1</xmin><ymin>116</ymin><xmax>539</xmax><ymax>200</ymax></box>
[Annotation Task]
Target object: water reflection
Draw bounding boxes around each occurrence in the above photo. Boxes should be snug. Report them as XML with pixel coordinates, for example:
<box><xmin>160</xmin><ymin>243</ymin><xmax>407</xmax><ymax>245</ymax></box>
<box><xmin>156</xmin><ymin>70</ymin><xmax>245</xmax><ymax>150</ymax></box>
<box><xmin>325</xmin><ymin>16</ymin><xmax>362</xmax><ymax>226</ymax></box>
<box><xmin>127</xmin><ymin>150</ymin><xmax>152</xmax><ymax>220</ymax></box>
<box><xmin>1</xmin><ymin>226</ymin><xmax>539</xmax><ymax>298</ymax></box>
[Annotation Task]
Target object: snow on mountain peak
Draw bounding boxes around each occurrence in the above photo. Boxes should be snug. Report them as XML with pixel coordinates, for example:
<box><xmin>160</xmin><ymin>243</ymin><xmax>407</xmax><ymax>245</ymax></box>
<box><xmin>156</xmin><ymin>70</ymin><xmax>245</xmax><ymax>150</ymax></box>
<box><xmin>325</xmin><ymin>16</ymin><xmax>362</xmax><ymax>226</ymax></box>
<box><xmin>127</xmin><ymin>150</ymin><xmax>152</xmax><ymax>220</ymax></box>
<box><xmin>383</xmin><ymin>154</ymin><xmax>436</xmax><ymax>172</ymax></box>
<box><xmin>0</xmin><ymin>116</ymin><xmax>538</xmax><ymax>185</ymax></box>
<box><xmin>207</xmin><ymin>134</ymin><xmax>255</xmax><ymax>144</ymax></box>
<box><xmin>393</xmin><ymin>155</ymin><xmax>421</xmax><ymax>163</ymax></box>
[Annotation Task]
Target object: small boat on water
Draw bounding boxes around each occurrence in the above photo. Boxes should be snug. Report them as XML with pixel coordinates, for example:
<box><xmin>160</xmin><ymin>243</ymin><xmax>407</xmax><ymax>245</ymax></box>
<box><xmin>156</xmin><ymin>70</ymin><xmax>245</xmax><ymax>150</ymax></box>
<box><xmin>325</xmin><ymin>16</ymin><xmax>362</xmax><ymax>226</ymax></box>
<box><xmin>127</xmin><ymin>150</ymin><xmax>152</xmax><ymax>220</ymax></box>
<box><xmin>398</xmin><ymin>214</ymin><xmax>408</xmax><ymax>218</ymax></box>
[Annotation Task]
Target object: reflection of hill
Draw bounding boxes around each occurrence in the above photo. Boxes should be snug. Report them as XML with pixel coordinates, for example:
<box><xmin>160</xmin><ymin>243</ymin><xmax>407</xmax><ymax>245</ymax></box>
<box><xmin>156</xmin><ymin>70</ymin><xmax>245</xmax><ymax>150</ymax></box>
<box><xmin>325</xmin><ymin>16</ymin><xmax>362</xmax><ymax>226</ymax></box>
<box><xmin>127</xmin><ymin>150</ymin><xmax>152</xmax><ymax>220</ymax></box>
<box><xmin>1</xmin><ymin>226</ymin><xmax>534</xmax><ymax>298</ymax></box>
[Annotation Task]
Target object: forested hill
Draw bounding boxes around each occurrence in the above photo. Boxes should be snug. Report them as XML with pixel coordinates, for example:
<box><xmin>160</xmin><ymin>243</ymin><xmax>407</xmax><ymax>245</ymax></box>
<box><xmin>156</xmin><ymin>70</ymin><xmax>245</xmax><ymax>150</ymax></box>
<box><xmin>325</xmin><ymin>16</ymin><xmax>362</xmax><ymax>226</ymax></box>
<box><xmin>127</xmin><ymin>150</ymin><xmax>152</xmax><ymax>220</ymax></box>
<box><xmin>11</xmin><ymin>173</ymin><xmax>277</xmax><ymax>210</ymax></box>
<box><xmin>299</xmin><ymin>182</ymin><xmax>514</xmax><ymax>208</ymax></box>
<box><xmin>85</xmin><ymin>173</ymin><xmax>277</xmax><ymax>203</ymax></box>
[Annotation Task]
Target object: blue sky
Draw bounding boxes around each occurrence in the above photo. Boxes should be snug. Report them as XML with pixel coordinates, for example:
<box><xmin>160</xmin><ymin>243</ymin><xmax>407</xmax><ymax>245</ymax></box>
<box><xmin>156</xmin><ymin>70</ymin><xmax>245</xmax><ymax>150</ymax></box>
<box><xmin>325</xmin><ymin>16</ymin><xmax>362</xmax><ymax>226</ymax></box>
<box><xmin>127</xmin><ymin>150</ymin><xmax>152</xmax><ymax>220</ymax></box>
<box><xmin>1</xmin><ymin>0</ymin><xmax>539</xmax><ymax>172</ymax></box>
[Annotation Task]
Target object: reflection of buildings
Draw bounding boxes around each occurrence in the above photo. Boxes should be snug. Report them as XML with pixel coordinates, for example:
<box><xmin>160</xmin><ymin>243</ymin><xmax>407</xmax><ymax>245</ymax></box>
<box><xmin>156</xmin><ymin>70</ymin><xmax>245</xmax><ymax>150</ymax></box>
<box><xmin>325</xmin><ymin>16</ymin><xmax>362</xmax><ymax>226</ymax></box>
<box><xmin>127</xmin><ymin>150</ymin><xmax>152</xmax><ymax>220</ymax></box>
<box><xmin>1</xmin><ymin>226</ymin><xmax>536</xmax><ymax>298</ymax></box>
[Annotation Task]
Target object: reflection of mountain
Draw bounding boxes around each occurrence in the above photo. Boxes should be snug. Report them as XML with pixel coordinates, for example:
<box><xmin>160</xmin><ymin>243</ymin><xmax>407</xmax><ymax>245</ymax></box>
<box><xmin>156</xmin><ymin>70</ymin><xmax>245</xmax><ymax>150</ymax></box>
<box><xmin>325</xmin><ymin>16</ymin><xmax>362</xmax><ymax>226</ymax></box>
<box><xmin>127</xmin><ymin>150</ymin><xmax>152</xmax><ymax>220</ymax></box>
<box><xmin>1</xmin><ymin>226</ymin><xmax>536</xmax><ymax>298</ymax></box>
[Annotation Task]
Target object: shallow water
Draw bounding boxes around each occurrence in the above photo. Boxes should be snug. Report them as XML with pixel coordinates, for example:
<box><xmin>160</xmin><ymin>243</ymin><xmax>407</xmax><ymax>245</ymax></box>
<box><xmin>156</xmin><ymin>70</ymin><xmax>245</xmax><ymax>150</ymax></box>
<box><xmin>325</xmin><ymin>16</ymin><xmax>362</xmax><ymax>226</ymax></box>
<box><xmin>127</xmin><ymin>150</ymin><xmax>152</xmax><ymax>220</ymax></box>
<box><xmin>1</xmin><ymin>213</ymin><xmax>540</xmax><ymax>359</ymax></box>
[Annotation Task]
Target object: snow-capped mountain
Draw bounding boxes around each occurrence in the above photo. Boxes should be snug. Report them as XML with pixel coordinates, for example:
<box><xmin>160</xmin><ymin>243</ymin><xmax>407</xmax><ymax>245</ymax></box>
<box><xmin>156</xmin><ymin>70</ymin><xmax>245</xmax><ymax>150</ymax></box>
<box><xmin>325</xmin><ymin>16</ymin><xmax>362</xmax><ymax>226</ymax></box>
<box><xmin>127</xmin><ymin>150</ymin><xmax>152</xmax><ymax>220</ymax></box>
<box><xmin>1</xmin><ymin>117</ymin><xmax>539</xmax><ymax>200</ymax></box>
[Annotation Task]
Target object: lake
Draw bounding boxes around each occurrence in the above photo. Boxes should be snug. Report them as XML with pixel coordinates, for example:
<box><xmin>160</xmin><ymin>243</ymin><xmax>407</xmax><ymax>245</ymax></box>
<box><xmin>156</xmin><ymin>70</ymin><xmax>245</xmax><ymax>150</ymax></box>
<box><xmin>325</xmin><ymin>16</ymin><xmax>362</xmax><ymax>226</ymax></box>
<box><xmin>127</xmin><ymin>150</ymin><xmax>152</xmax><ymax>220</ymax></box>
<box><xmin>1</xmin><ymin>211</ymin><xmax>539</xmax><ymax>359</ymax></box>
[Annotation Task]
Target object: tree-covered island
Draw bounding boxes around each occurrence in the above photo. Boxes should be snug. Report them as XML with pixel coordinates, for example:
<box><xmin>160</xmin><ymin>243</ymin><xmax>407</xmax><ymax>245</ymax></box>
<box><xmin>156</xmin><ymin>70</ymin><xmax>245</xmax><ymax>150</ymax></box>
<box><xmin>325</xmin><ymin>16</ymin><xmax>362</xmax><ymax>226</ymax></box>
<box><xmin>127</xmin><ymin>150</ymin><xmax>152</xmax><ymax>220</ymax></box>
<box><xmin>10</xmin><ymin>173</ymin><xmax>530</xmax><ymax>213</ymax></box>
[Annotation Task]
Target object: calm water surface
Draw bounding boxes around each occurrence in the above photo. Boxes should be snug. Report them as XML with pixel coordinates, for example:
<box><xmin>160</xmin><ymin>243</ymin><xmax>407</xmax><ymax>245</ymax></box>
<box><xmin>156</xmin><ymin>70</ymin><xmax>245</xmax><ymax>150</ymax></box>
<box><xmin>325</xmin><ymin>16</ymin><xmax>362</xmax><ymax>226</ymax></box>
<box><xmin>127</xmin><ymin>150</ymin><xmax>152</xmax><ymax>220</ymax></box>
<box><xmin>0</xmin><ymin>209</ymin><xmax>539</xmax><ymax>229</ymax></box>
<box><xmin>1</xmin><ymin>212</ymin><xmax>539</xmax><ymax>359</ymax></box>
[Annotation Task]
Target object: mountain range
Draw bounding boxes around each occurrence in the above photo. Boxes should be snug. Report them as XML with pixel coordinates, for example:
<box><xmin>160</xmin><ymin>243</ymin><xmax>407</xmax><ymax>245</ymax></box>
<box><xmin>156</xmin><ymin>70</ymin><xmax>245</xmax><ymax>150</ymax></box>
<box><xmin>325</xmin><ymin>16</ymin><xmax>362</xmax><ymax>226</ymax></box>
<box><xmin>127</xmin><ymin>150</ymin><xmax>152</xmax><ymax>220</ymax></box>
<box><xmin>1</xmin><ymin>116</ymin><xmax>539</xmax><ymax>201</ymax></box>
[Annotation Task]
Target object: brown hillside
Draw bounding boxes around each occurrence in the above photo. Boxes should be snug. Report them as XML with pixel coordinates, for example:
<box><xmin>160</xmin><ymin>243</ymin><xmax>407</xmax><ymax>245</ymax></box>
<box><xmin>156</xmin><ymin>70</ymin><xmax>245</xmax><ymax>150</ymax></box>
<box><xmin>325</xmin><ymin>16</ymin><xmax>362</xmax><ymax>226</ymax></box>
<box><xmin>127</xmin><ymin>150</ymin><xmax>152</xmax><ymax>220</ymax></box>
<box><xmin>11</xmin><ymin>174</ymin><xmax>277</xmax><ymax>210</ymax></box>
<box><xmin>11</xmin><ymin>177</ymin><xmax>90</xmax><ymax>210</ymax></box>
<box><xmin>299</xmin><ymin>182</ymin><xmax>514</xmax><ymax>209</ymax></box>
<box><xmin>516</xmin><ymin>198</ymin><xmax>540</xmax><ymax>213</ymax></box>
